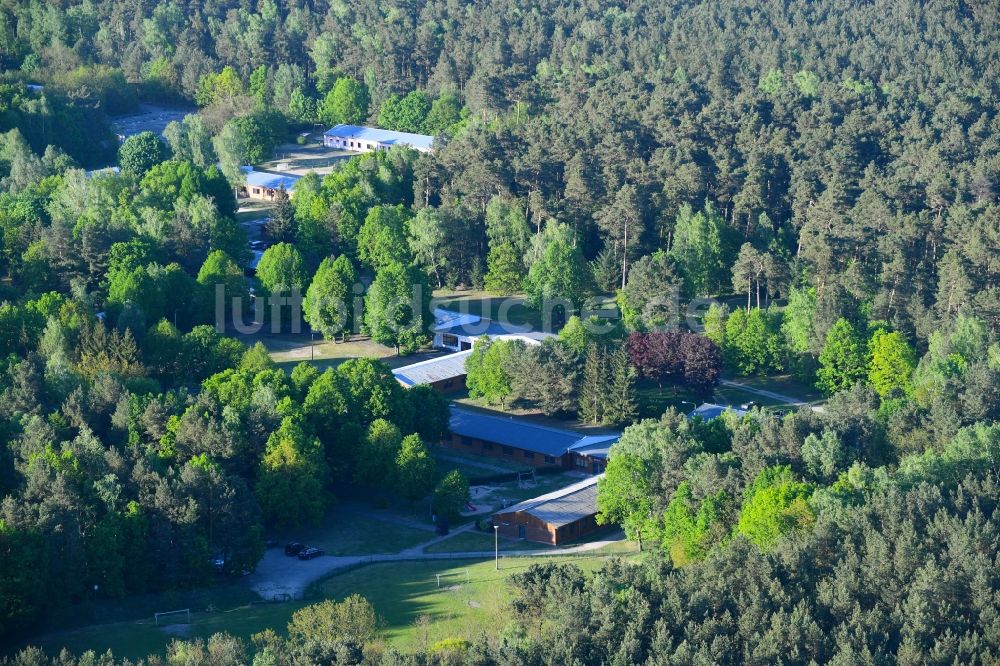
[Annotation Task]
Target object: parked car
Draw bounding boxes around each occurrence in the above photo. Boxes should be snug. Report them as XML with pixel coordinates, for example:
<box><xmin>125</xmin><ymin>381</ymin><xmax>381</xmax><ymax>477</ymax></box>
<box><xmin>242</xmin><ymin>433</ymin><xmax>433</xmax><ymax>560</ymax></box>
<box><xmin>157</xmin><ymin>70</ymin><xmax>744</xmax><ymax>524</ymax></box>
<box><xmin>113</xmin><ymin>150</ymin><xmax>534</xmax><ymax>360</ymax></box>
<box><xmin>740</xmin><ymin>401</ymin><xmax>758</xmax><ymax>410</ymax></box>
<box><xmin>284</xmin><ymin>542</ymin><xmax>305</xmax><ymax>556</ymax></box>
<box><xmin>212</xmin><ymin>556</ymin><xmax>226</xmax><ymax>572</ymax></box>
<box><xmin>298</xmin><ymin>547</ymin><xmax>324</xmax><ymax>560</ymax></box>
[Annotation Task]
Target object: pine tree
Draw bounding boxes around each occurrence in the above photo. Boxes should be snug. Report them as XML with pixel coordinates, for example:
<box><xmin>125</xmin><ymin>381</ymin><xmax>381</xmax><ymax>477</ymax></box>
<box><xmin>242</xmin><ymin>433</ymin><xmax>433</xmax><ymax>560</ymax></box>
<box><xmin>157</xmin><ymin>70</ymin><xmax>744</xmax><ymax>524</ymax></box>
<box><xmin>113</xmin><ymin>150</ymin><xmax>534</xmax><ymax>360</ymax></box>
<box><xmin>604</xmin><ymin>345</ymin><xmax>638</xmax><ymax>425</ymax></box>
<box><xmin>266</xmin><ymin>189</ymin><xmax>297</xmax><ymax>243</ymax></box>
<box><xmin>578</xmin><ymin>343</ymin><xmax>606</xmax><ymax>425</ymax></box>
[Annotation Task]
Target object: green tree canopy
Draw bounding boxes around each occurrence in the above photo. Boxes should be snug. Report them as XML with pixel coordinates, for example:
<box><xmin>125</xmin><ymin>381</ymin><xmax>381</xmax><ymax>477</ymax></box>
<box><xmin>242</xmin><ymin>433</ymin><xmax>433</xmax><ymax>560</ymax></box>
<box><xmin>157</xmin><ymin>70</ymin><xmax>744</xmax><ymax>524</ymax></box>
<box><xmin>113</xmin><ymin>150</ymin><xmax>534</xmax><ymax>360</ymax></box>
<box><xmin>319</xmin><ymin>77</ymin><xmax>368</xmax><ymax>126</ymax></box>
<box><xmin>736</xmin><ymin>465</ymin><xmax>814</xmax><ymax>550</ymax></box>
<box><xmin>363</xmin><ymin>261</ymin><xmax>431</xmax><ymax>354</ymax></box>
<box><xmin>118</xmin><ymin>131</ymin><xmax>168</xmax><ymax>178</ymax></box>
<box><xmin>304</xmin><ymin>255</ymin><xmax>357</xmax><ymax>339</ymax></box>
<box><xmin>817</xmin><ymin>318</ymin><xmax>868</xmax><ymax>395</ymax></box>
<box><xmin>256</xmin><ymin>242</ymin><xmax>307</xmax><ymax>294</ymax></box>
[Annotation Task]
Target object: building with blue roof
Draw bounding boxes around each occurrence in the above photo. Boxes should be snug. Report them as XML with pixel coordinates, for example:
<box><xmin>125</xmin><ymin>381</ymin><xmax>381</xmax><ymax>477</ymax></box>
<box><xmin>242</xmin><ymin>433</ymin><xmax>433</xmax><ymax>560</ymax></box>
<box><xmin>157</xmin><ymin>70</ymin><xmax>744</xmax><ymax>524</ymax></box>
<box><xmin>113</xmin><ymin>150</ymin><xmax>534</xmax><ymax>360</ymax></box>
<box><xmin>445</xmin><ymin>406</ymin><xmax>619</xmax><ymax>474</ymax></box>
<box><xmin>243</xmin><ymin>171</ymin><xmax>301</xmax><ymax>201</ymax></box>
<box><xmin>323</xmin><ymin>124</ymin><xmax>435</xmax><ymax>153</ymax></box>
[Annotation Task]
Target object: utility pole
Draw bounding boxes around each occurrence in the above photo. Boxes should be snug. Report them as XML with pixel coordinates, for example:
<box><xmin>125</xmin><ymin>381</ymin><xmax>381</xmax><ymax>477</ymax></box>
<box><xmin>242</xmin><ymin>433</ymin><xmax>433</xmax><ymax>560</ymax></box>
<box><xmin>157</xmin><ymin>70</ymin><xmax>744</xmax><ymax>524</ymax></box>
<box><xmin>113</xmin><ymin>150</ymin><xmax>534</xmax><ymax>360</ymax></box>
<box><xmin>494</xmin><ymin>525</ymin><xmax>499</xmax><ymax>570</ymax></box>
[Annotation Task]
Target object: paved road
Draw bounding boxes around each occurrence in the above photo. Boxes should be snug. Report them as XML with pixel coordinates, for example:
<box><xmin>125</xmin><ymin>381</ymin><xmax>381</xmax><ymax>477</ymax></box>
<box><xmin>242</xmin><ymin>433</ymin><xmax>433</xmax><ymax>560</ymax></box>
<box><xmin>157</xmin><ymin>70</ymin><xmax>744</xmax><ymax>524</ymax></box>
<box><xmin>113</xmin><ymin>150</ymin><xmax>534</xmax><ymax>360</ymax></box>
<box><xmin>247</xmin><ymin>530</ymin><xmax>628</xmax><ymax>601</ymax></box>
<box><xmin>719</xmin><ymin>379</ymin><xmax>808</xmax><ymax>406</ymax></box>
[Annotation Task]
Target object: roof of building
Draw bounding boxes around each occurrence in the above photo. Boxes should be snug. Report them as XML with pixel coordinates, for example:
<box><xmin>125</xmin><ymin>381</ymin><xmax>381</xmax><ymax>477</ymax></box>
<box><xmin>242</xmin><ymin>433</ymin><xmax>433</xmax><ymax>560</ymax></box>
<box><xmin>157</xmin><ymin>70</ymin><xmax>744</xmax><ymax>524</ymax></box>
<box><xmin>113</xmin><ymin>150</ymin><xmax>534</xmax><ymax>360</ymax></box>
<box><xmin>245</xmin><ymin>171</ymin><xmax>300</xmax><ymax>191</ymax></box>
<box><xmin>324</xmin><ymin>124</ymin><xmax>435</xmax><ymax>151</ymax></box>
<box><xmin>393</xmin><ymin>350</ymin><xmax>472</xmax><ymax>387</ymax></box>
<box><xmin>434</xmin><ymin>307</ymin><xmax>483</xmax><ymax>331</ymax></box>
<box><xmin>494</xmin><ymin>475</ymin><xmax>603</xmax><ymax>528</ymax></box>
<box><xmin>449</xmin><ymin>406</ymin><xmax>620</xmax><ymax>458</ymax></box>
<box><xmin>688</xmin><ymin>403</ymin><xmax>747</xmax><ymax>421</ymax></box>
<box><xmin>437</xmin><ymin>319</ymin><xmax>533</xmax><ymax>338</ymax></box>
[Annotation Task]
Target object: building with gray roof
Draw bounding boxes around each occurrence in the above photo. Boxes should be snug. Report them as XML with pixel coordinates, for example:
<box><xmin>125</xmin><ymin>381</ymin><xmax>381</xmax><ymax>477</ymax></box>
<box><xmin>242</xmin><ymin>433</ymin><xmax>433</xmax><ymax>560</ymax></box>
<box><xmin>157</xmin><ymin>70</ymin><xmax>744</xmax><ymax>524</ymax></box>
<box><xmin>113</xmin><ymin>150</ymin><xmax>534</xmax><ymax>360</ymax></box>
<box><xmin>493</xmin><ymin>475</ymin><xmax>605</xmax><ymax>545</ymax></box>
<box><xmin>392</xmin><ymin>350</ymin><xmax>472</xmax><ymax>393</ymax></box>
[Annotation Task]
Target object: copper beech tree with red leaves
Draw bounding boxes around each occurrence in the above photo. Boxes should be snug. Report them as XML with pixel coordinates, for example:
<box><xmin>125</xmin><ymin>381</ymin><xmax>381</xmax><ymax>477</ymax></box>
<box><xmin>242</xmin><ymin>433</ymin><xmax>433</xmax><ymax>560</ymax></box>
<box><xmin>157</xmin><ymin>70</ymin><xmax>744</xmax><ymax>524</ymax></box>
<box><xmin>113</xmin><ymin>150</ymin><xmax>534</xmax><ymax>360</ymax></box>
<box><xmin>626</xmin><ymin>331</ymin><xmax>722</xmax><ymax>397</ymax></box>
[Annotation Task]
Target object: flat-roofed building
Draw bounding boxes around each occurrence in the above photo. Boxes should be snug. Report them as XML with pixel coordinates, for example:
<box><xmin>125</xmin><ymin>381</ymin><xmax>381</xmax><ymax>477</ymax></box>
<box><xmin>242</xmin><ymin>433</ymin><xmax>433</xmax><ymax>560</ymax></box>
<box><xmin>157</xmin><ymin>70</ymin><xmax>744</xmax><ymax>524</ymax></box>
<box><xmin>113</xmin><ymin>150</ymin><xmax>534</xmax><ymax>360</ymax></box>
<box><xmin>445</xmin><ymin>406</ymin><xmax>618</xmax><ymax>474</ymax></box>
<box><xmin>243</xmin><ymin>171</ymin><xmax>300</xmax><ymax>201</ymax></box>
<box><xmin>323</xmin><ymin>124</ymin><xmax>435</xmax><ymax>153</ymax></box>
<box><xmin>392</xmin><ymin>350</ymin><xmax>473</xmax><ymax>394</ymax></box>
<box><xmin>493</xmin><ymin>475</ymin><xmax>604</xmax><ymax>545</ymax></box>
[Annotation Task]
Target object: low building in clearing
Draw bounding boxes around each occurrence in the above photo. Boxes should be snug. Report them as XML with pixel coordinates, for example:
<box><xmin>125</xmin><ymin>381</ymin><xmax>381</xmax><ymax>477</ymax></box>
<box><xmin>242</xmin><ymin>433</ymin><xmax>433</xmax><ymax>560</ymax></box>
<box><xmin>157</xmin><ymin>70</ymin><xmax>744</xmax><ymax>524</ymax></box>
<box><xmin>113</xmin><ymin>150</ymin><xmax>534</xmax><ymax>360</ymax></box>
<box><xmin>392</xmin><ymin>350</ymin><xmax>473</xmax><ymax>394</ymax></box>
<box><xmin>323</xmin><ymin>124</ymin><xmax>435</xmax><ymax>153</ymax></box>
<box><xmin>688</xmin><ymin>403</ymin><xmax>747</xmax><ymax>421</ymax></box>
<box><xmin>432</xmin><ymin>308</ymin><xmax>552</xmax><ymax>351</ymax></box>
<box><xmin>243</xmin><ymin>171</ymin><xmax>300</xmax><ymax>201</ymax></box>
<box><xmin>445</xmin><ymin>406</ymin><xmax>619</xmax><ymax>474</ymax></box>
<box><xmin>493</xmin><ymin>475</ymin><xmax>604</xmax><ymax>545</ymax></box>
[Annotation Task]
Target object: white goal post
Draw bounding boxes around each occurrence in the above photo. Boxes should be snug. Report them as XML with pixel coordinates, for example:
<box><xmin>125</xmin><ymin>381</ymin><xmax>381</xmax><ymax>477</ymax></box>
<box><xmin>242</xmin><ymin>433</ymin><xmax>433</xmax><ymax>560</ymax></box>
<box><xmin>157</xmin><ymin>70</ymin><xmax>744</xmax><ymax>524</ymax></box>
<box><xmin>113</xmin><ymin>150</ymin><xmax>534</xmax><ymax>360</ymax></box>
<box><xmin>154</xmin><ymin>609</ymin><xmax>191</xmax><ymax>625</ymax></box>
<box><xmin>435</xmin><ymin>569</ymin><xmax>471</xmax><ymax>588</ymax></box>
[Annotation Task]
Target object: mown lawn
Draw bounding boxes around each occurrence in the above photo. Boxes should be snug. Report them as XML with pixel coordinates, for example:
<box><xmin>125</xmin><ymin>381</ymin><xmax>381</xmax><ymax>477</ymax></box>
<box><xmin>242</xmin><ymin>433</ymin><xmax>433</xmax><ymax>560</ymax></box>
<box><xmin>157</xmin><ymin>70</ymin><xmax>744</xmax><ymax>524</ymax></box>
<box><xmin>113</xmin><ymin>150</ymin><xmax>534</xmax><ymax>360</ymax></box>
<box><xmin>22</xmin><ymin>554</ymin><xmax>637</xmax><ymax>661</ymax></box>
<box><xmin>236</xmin><ymin>332</ymin><xmax>441</xmax><ymax>374</ymax></box>
<box><xmin>316</xmin><ymin>554</ymin><xmax>637</xmax><ymax>651</ymax></box>
<box><xmin>268</xmin><ymin>507</ymin><xmax>433</xmax><ymax>556</ymax></box>
<box><xmin>432</xmin><ymin>290</ymin><xmax>543</xmax><ymax>329</ymax></box>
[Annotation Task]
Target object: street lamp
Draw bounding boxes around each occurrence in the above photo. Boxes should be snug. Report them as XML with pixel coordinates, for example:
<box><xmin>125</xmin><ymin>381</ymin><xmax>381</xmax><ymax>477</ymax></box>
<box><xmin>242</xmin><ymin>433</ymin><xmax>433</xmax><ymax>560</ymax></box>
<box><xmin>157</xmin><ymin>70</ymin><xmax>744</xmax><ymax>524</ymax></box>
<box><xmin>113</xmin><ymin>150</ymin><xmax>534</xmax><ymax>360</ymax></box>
<box><xmin>494</xmin><ymin>525</ymin><xmax>499</xmax><ymax>570</ymax></box>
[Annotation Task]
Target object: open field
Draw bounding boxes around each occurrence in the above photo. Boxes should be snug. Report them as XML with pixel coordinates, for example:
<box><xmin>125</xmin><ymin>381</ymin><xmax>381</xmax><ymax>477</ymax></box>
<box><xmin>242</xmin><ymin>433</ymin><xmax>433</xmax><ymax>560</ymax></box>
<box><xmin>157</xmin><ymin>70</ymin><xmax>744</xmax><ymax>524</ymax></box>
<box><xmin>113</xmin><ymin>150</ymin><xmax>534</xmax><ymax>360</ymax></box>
<box><xmin>432</xmin><ymin>290</ymin><xmax>543</xmax><ymax>330</ymax></box>
<box><xmin>723</xmin><ymin>373</ymin><xmax>823</xmax><ymax>403</ymax></box>
<box><xmin>242</xmin><ymin>333</ymin><xmax>412</xmax><ymax>372</ymax></box>
<box><xmin>23</xmin><ymin>553</ymin><xmax>638</xmax><ymax>660</ymax></box>
<box><xmin>269</xmin><ymin>507</ymin><xmax>433</xmax><ymax>556</ymax></box>
<box><xmin>317</xmin><ymin>554</ymin><xmax>637</xmax><ymax>651</ymax></box>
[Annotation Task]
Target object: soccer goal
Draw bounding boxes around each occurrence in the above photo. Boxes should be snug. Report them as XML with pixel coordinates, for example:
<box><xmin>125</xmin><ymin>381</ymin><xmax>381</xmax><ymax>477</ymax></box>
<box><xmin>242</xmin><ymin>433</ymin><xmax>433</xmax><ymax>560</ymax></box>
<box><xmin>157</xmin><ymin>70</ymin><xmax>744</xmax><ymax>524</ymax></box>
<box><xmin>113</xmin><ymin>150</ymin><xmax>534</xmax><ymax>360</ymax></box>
<box><xmin>435</xmin><ymin>569</ymin><xmax>471</xmax><ymax>588</ymax></box>
<box><xmin>154</xmin><ymin>609</ymin><xmax>191</xmax><ymax>626</ymax></box>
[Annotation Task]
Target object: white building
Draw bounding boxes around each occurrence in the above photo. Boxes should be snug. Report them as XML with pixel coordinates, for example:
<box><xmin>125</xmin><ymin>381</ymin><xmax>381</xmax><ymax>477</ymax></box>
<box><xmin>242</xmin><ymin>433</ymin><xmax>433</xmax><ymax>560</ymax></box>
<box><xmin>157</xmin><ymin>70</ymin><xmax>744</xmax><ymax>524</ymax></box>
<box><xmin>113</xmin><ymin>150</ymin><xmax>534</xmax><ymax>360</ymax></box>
<box><xmin>323</xmin><ymin>124</ymin><xmax>435</xmax><ymax>153</ymax></box>
<box><xmin>243</xmin><ymin>171</ymin><xmax>300</xmax><ymax>201</ymax></box>
<box><xmin>432</xmin><ymin>307</ymin><xmax>553</xmax><ymax>351</ymax></box>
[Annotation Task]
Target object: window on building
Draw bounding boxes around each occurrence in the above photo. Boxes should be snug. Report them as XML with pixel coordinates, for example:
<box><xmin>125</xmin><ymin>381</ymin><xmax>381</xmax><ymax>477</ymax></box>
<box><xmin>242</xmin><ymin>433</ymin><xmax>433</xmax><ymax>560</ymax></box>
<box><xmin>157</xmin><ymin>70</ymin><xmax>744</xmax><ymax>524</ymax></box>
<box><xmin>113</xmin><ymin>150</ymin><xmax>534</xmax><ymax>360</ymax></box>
<box><xmin>252</xmin><ymin>188</ymin><xmax>260</xmax><ymax>194</ymax></box>
<box><xmin>442</xmin><ymin>334</ymin><xmax>459</xmax><ymax>347</ymax></box>
<box><xmin>442</xmin><ymin>379</ymin><xmax>453</xmax><ymax>388</ymax></box>
<box><xmin>502</xmin><ymin>446</ymin><xmax>513</xmax><ymax>456</ymax></box>
<box><xmin>523</xmin><ymin>451</ymin><xmax>534</xmax><ymax>459</ymax></box>
<box><xmin>482</xmin><ymin>442</ymin><xmax>493</xmax><ymax>451</ymax></box>
<box><xmin>576</xmin><ymin>457</ymin><xmax>588</xmax><ymax>468</ymax></box>
<box><xmin>461</xmin><ymin>437</ymin><xmax>474</xmax><ymax>446</ymax></box>
<box><xmin>544</xmin><ymin>455</ymin><xmax>556</xmax><ymax>464</ymax></box>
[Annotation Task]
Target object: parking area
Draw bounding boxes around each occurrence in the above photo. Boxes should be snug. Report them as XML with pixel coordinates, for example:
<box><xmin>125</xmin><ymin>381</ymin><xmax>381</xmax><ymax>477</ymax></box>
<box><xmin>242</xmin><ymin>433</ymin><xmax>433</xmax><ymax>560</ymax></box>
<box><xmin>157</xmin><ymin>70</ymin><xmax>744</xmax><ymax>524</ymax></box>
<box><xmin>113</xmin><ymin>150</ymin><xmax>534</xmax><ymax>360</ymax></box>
<box><xmin>256</xmin><ymin>141</ymin><xmax>355</xmax><ymax>177</ymax></box>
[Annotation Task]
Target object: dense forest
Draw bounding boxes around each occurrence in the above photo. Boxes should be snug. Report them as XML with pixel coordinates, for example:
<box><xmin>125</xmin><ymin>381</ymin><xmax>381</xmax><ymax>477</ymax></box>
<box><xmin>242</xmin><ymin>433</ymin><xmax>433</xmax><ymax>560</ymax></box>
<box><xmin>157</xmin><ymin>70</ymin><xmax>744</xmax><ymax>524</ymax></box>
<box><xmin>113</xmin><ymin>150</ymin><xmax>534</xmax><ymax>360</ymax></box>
<box><xmin>0</xmin><ymin>0</ymin><xmax>999</xmax><ymax>662</ymax></box>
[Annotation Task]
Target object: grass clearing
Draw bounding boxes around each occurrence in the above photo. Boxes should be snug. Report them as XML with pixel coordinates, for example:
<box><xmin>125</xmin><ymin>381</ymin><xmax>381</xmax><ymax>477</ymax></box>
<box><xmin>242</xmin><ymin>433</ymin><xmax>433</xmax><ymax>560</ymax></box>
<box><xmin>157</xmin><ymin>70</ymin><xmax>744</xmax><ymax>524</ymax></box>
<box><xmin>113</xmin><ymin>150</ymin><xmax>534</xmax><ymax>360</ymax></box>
<box><xmin>269</xmin><ymin>508</ymin><xmax>433</xmax><ymax>556</ymax></box>
<box><xmin>23</xmin><ymin>554</ymin><xmax>638</xmax><ymax>661</ymax></box>
<box><xmin>432</xmin><ymin>290</ymin><xmax>543</xmax><ymax>330</ymax></box>
<box><xmin>316</xmin><ymin>554</ymin><xmax>637</xmax><ymax>651</ymax></box>
<box><xmin>236</xmin><ymin>333</ymin><xmax>425</xmax><ymax>373</ymax></box>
